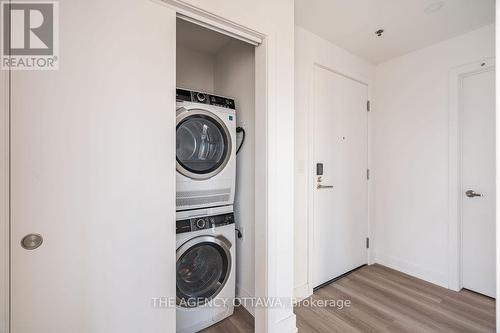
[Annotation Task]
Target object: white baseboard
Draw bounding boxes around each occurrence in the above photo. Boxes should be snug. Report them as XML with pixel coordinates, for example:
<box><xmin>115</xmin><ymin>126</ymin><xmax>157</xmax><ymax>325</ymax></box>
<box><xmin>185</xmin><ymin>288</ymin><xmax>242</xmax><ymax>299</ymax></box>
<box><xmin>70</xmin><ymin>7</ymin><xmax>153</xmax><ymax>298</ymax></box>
<box><xmin>368</xmin><ymin>249</ymin><xmax>376</xmax><ymax>265</ymax></box>
<box><xmin>273</xmin><ymin>313</ymin><xmax>298</xmax><ymax>333</ymax></box>
<box><xmin>293</xmin><ymin>283</ymin><xmax>312</xmax><ymax>301</ymax></box>
<box><xmin>374</xmin><ymin>252</ymin><xmax>448</xmax><ymax>288</ymax></box>
<box><xmin>236</xmin><ymin>285</ymin><xmax>255</xmax><ymax>317</ymax></box>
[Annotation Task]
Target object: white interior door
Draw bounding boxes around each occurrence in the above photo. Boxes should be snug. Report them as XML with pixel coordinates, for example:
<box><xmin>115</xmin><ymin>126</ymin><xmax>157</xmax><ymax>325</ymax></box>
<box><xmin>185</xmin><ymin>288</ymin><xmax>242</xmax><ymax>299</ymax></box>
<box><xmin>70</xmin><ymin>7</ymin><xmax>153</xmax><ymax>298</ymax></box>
<box><xmin>9</xmin><ymin>1</ymin><xmax>177</xmax><ymax>332</ymax></box>
<box><xmin>312</xmin><ymin>66</ymin><xmax>368</xmax><ymax>288</ymax></box>
<box><xmin>461</xmin><ymin>68</ymin><xmax>496</xmax><ymax>298</ymax></box>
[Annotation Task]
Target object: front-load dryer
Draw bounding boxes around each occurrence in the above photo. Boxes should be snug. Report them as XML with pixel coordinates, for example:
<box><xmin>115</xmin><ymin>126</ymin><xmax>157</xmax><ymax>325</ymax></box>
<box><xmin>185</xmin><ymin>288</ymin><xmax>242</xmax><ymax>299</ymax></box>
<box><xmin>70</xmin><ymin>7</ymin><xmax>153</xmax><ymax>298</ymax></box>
<box><xmin>176</xmin><ymin>205</ymin><xmax>236</xmax><ymax>333</ymax></box>
<box><xmin>176</xmin><ymin>88</ymin><xmax>236</xmax><ymax>211</ymax></box>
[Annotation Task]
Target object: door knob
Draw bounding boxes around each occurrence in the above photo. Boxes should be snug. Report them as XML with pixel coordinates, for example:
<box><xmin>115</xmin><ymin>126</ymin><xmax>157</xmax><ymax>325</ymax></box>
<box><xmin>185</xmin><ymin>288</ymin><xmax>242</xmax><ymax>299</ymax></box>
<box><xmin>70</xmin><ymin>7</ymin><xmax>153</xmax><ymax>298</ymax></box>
<box><xmin>465</xmin><ymin>190</ymin><xmax>482</xmax><ymax>198</ymax></box>
<box><xmin>21</xmin><ymin>233</ymin><xmax>43</xmax><ymax>250</ymax></box>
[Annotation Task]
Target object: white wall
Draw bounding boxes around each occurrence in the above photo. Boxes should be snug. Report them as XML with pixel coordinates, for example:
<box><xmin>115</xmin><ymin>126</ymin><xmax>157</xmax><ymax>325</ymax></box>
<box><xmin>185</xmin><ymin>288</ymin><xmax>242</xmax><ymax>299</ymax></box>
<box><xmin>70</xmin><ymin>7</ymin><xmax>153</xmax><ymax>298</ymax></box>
<box><xmin>372</xmin><ymin>24</ymin><xmax>495</xmax><ymax>288</ymax></box>
<box><xmin>176</xmin><ymin>45</ymin><xmax>215</xmax><ymax>92</ymax></box>
<box><xmin>214</xmin><ymin>40</ymin><xmax>256</xmax><ymax>316</ymax></box>
<box><xmin>294</xmin><ymin>26</ymin><xmax>375</xmax><ymax>299</ymax></box>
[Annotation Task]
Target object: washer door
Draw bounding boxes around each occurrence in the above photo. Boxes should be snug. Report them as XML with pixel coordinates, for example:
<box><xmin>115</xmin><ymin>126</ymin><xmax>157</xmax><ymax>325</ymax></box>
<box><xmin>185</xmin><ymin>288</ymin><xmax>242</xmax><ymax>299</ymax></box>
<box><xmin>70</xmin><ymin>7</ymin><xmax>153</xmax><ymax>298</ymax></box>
<box><xmin>176</xmin><ymin>108</ymin><xmax>232</xmax><ymax>180</ymax></box>
<box><xmin>176</xmin><ymin>235</ymin><xmax>232</xmax><ymax>307</ymax></box>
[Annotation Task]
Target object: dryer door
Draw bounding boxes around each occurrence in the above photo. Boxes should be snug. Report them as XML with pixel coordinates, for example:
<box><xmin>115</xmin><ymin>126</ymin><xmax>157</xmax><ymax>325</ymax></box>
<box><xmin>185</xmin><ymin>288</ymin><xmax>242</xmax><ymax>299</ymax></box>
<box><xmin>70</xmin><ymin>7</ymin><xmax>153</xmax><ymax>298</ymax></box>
<box><xmin>176</xmin><ymin>235</ymin><xmax>232</xmax><ymax>307</ymax></box>
<box><xmin>176</xmin><ymin>108</ymin><xmax>232</xmax><ymax>180</ymax></box>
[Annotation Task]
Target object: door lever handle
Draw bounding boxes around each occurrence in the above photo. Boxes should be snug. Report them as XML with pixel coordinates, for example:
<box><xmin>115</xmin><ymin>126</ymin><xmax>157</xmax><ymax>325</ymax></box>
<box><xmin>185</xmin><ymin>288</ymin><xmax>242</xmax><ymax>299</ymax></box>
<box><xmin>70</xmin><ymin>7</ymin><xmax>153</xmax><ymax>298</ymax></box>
<box><xmin>465</xmin><ymin>190</ymin><xmax>482</xmax><ymax>198</ymax></box>
<box><xmin>317</xmin><ymin>184</ymin><xmax>334</xmax><ymax>189</ymax></box>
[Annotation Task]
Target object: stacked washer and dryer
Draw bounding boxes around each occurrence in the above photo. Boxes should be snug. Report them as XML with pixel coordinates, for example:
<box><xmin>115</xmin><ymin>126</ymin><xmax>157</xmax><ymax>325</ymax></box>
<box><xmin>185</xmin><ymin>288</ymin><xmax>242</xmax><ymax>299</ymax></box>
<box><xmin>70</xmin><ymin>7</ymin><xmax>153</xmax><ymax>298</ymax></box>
<box><xmin>175</xmin><ymin>88</ymin><xmax>238</xmax><ymax>333</ymax></box>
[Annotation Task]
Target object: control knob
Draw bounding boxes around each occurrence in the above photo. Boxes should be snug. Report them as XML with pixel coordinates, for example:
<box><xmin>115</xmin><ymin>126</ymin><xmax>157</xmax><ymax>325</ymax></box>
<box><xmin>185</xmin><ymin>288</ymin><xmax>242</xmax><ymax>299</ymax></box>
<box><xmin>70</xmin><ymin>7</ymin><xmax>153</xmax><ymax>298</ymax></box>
<box><xmin>196</xmin><ymin>93</ymin><xmax>206</xmax><ymax>102</ymax></box>
<box><xmin>195</xmin><ymin>219</ymin><xmax>206</xmax><ymax>229</ymax></box>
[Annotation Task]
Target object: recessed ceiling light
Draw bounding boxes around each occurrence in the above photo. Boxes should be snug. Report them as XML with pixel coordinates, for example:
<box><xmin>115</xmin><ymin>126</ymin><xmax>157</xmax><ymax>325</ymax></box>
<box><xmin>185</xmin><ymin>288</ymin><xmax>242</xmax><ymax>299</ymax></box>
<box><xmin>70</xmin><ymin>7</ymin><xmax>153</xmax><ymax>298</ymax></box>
<box><xmin>424</xmin><ymin>1</ymin><xmax>446</xmax><ymax>14</ymax></box>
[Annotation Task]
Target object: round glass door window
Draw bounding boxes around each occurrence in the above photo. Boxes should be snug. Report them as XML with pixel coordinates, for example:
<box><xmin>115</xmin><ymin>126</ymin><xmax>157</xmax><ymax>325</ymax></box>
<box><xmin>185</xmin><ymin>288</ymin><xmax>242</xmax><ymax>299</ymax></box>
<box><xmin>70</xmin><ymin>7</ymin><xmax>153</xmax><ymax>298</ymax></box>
<box><xmin>176</xmin><ymin>112</ymin><xmax>231</xmax><ymax>180</ymax></box>
<box><xmin>176</xmin><ymin>240</ymin><xmax>230</xmax><ymax>307</ymax></box>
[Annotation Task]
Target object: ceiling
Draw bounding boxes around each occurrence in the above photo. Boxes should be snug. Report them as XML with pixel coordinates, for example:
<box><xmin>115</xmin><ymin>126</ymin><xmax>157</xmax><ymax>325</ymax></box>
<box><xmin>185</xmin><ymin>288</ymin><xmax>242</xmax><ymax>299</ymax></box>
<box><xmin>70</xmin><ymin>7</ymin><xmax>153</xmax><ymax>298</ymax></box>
<box><xmin>177</xmin><ymin>18</ymin><xmax>234</xmax><ymax>55</ymax></box>
<box><xmin>295</xmin><ymin>0</ymin><xmax>495</xmax><ymax>64</ymax></box>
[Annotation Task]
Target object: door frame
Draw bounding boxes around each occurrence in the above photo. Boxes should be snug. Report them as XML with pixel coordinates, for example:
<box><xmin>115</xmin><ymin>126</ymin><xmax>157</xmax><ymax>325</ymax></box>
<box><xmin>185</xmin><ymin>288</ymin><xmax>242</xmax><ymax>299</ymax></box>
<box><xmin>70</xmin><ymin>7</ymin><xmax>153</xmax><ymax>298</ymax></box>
<box><xmin>306</xmin><ymin>63</ymin><xmax>370</xmax><ymax>296</ymax></box>
<box><xmin>0</xmin><ymin>58</ymin><xmax>8</xmax><ymax>333</ymax></box>
<box><xmin>447</xmin><ymin>57</ymin><xmax>495</xmax><ymax>291</ymax></box>
<box><xmin>145</xmin><ymin>3</ymin><xmax>281</xmax><ymax>330</ymax></box>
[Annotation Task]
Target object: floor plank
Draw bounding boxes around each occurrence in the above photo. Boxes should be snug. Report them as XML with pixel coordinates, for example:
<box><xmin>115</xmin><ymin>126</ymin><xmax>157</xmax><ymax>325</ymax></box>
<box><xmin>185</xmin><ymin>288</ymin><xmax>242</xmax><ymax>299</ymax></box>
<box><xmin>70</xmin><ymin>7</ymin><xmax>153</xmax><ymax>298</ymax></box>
<box><xmin>295</xmin><ymin>264</ymin><xmax>496</xmax><ymax>333</ymax></box>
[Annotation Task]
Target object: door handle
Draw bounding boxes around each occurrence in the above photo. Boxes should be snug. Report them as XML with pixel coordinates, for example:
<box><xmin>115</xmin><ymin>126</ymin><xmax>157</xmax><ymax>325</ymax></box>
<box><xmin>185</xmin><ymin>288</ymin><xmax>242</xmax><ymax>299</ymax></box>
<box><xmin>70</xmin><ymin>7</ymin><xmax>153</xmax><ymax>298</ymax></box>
<box><xmin>465</xmin><ymin>190</ymin><xmax>482</xmax><ymax>198</ymax></box>
<box><xmin>317</xmin><ymin>184</ymin><xmax>334</xmax><ymax>189</ymax></box>
<box><xmin>21</xmin><ymin>233</ymin><xmax>43</xmax><ymax>250</ymax></box>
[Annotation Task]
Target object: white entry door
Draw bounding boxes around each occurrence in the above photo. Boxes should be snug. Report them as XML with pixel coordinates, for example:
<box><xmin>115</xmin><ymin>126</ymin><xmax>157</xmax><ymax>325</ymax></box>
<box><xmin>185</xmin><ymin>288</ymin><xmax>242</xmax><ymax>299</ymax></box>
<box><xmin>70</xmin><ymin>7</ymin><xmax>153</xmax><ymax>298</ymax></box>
<box><xmin>312</xmin><ymin>66</ymin><xmax>368</xmax><ymax>288</ymax></box>
<box><xmin>9</xmin><ymin>1</ymin><xmax>177</xmax><ymax>332</ymax></box>
<box><xmin>461</xmin><ymin>68</ymin><xmax>496</xmax><ymax>298</ymax></box>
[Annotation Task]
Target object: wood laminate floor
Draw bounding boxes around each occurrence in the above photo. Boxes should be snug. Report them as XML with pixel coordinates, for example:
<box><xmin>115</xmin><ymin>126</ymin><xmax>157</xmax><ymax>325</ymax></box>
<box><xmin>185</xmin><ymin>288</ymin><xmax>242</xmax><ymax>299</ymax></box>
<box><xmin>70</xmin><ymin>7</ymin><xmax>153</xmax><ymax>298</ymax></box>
<box><xmin>199</xmin><ymin>264</ymin><xmax>495</xmax><ymax>332</ymax></box>
<box><xmin>296</xmin><ymin>264</ymin><xmax>495</xmax><ymax>332</ymax></box>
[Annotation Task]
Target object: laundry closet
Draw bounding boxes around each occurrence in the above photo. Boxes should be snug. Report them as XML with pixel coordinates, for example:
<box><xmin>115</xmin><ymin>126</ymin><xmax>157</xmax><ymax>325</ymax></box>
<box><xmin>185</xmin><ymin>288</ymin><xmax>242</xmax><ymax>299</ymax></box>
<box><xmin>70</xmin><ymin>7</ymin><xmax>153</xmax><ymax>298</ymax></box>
<box><xmin>174</xmin><ymin>18</ymin><xmax>256</xmax><ymax>332</ymax></box>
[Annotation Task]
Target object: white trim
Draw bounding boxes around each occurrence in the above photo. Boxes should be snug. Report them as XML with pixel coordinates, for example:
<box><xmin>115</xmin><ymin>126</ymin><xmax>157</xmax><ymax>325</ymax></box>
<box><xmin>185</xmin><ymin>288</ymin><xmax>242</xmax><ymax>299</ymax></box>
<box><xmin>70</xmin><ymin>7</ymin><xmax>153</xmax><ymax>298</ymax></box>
<box><xmin>375</xmin><ymin>252</ymin><xmax>448</xmax><ymax>288</ymax></box>
<box><xmin>274</xmin><ymin>313</ymin><xmax>298</xmax><ymax>333</ymax></box>
<box><xmin>161</xmin><ymin>0</ymin><xmax>264</xmax><ymax>45</ymax></box>
<box><xmin>305</xmin><ymin>62</ymin><xmax>315</xmax><ymax>298</ymax></box>
<box><xmin>293</xmin><ymin>283</ymin><xmax>311</xmax><ymax>302</ymax></box>
<box><xmin>448</xmin><ymin>57</ymin><xmax>495</xmax><ymax>291</ymax></box>
<box><xmin>253</xmin><ymin>36</ymin><xmax>270</xmax><ymax>333</ymax></box>
<box><xmin>314</xmin><ymin>63</ymin><xmax>369</xmax><ymax>86</ymax></box>
<box><xmin>496</xmin><ymin>3</ymin><xmax>500</xmax><ymax>325</ymax></box>
<box><xmin>0</xmin><ymin>55</ymin><xmax>9</xmax><ymax>333</ymax></box>
<box><xmin>307</xmin><ymin>62</ymin><xmax>370</xmax><ymax>292</ymax></box>
<box><xmin>236</xmin><ymin>285</ymin><xmax>255</xmax><ymax>317</ymax></box>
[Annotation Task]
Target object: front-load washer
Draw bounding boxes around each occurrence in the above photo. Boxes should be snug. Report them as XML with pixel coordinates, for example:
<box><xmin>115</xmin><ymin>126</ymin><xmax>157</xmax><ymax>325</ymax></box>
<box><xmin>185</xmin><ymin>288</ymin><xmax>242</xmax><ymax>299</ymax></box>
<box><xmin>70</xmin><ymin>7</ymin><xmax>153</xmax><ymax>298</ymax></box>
<box><xmin>176</xmin><ymin>88</ymin><xmax>236</xmax><ymax>211</ymax></box>
<box><xmin>176</xmin><ymin>205</ymin><xmax>236</xmax><ymax>333</ymax></box>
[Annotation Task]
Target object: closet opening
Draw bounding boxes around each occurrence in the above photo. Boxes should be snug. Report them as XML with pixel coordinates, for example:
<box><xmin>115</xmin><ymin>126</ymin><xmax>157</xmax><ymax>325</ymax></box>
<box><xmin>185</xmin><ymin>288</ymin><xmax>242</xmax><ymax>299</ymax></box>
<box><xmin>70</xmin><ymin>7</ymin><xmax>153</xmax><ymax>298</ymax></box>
<box><xmin>175</xmin><ymin>17</ymin><xmax>256</xmax><ymax>332</ymax></box>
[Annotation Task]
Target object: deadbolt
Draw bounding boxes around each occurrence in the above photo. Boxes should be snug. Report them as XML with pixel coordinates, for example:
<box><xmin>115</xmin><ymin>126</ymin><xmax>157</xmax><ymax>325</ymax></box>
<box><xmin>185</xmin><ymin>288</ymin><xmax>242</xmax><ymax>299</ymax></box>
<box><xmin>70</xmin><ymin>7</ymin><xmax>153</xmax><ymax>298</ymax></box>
<box><xmin>21</xmin><ymin>234</ymin><xmax>43</xmax><ymax>250</ymax></box>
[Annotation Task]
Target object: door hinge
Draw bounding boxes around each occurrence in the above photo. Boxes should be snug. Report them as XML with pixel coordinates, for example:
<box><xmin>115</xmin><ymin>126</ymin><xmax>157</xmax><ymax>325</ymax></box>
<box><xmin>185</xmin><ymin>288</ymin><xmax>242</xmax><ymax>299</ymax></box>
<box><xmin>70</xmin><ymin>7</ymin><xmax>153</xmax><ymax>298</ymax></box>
<box><xmin>366</xmin><ymin>237</ymin><xmax>370</xmax><ymax>248</ymax></box>
<box><xmin>367</xmin><ymin>169</ymin><xmax>370</xmax><ymax>180</ymax></box>
<box><xmin>367</xmin><ymin>100</ymin><xmax>371</xmax><ymax>112</ymax></box>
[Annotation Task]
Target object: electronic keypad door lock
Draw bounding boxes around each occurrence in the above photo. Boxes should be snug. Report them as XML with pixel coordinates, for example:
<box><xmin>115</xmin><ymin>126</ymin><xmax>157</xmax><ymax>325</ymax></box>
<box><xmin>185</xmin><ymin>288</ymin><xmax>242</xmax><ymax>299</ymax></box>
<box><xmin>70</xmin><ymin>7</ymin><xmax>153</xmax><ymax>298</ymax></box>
<box><xmin>316</xmin><ymin>163</ymin><xmax>323</xmax><ymax>176</ymax></box>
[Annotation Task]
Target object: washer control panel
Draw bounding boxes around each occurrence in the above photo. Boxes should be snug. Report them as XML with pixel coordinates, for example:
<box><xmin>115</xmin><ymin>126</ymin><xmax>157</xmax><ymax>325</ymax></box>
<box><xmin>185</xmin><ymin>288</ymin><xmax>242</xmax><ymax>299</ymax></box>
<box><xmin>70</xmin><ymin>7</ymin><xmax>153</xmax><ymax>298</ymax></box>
<box><xmin>176</xmin><ymin>88</ymin><xmax>235</xmax><ymax>110</ymax></box>
<box><xmin>176</xmin><ymin>213</ymin><xmax>235</xmax><ymax>234</ymax></box>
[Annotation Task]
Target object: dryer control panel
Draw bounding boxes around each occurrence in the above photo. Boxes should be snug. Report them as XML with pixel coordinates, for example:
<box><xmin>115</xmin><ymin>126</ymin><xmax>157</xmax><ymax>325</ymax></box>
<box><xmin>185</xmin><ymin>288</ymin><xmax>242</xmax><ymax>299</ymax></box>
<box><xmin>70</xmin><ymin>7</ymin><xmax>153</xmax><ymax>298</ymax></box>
<box><xmin>176</xmin><ymin>88</ymin><xmax>236</xmax><ymax>110</ymax></box>
<box><xmin>176</xmin><ymin>212</ymin><xmax>235</xmax><ymax>234</ymax></box>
